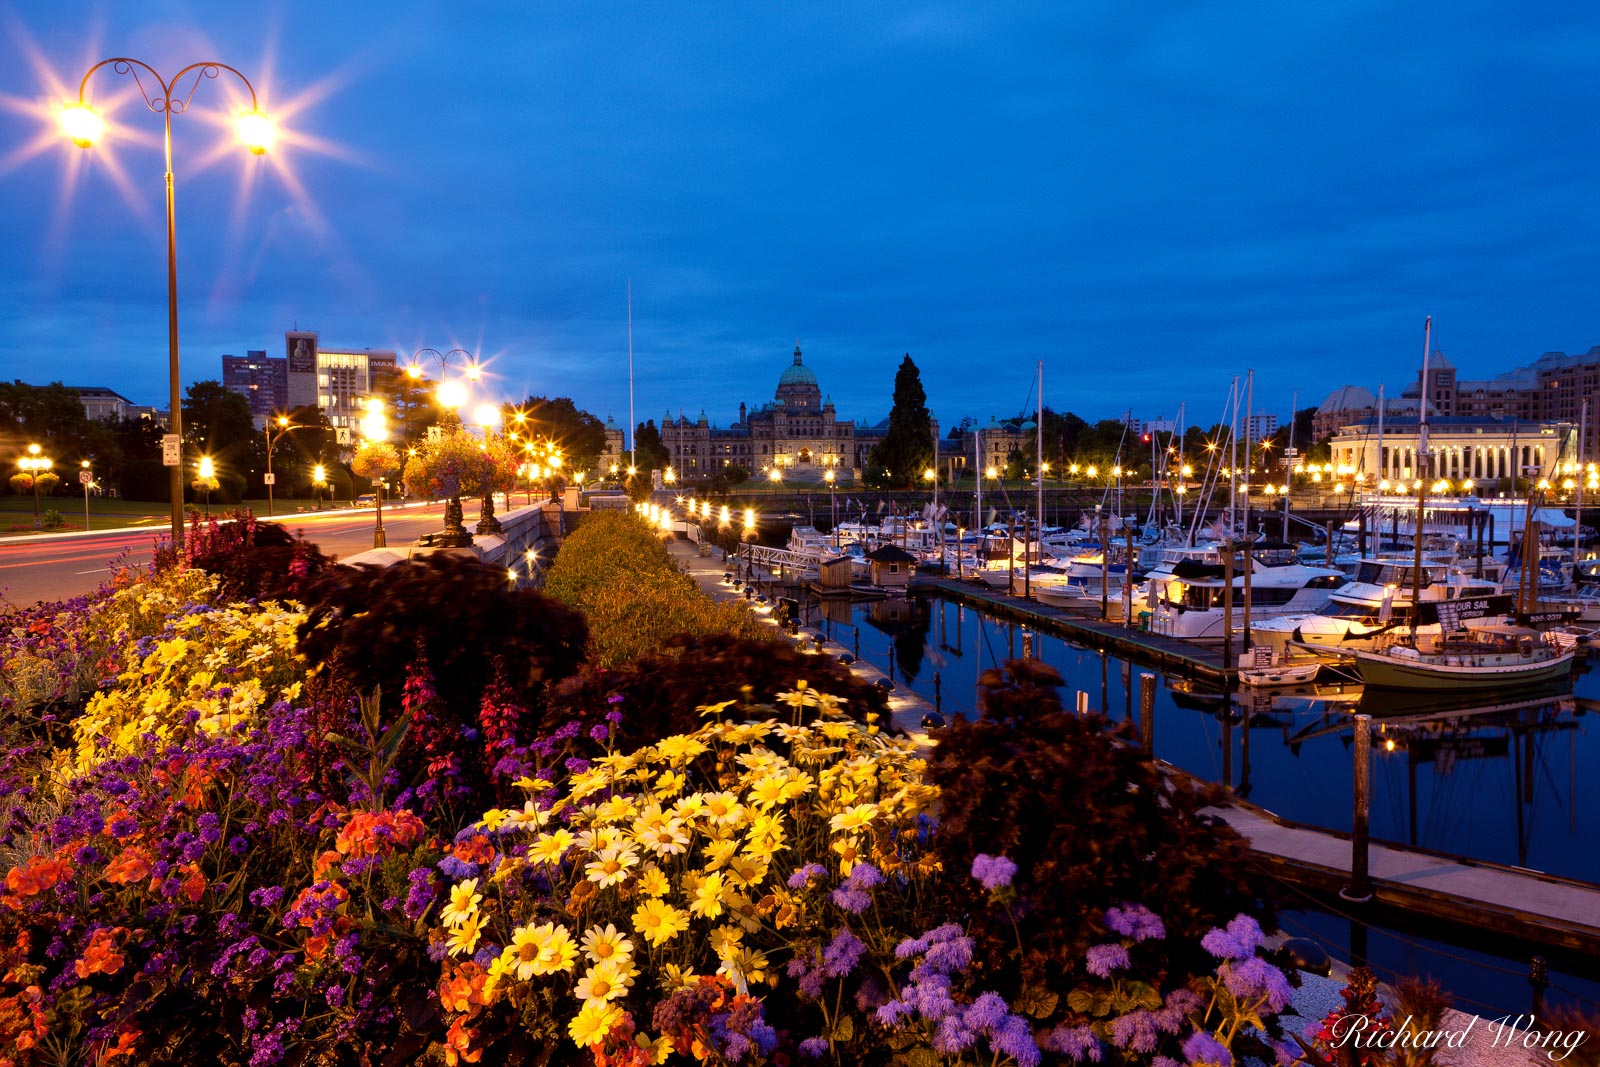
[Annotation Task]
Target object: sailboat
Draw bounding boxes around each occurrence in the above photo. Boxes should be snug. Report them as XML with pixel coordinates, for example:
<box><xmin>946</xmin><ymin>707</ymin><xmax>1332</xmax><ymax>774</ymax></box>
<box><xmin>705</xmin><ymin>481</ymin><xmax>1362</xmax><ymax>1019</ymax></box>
<box><xmin>1346</xmin><ymin>319</ymin><xmax>1575</xmax><ymax>690</ymax></box>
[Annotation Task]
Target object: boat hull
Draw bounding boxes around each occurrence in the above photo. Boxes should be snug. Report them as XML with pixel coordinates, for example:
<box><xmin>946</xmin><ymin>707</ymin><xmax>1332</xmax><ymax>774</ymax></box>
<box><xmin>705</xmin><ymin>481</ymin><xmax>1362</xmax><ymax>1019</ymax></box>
<box><xmin>1349</xmin><ymin>647</ymin><xmax>1574</xmax><ymax>689</ymax></box>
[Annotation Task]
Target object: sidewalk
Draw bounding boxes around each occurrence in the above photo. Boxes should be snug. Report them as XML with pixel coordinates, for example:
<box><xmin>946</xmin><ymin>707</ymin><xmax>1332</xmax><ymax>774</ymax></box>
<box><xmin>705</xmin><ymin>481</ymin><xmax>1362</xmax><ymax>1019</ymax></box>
<box><xmin>667</xmin><ymin>539</ymin><xmax>937</xmax><ymax>736</ymax></box>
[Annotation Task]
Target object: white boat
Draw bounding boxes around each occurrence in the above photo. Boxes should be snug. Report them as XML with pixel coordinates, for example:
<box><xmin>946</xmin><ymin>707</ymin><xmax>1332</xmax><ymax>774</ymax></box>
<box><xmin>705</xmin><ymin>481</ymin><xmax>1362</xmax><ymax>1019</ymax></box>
<box><xmin>1239</xmin><ymin>658</ymin><xmax>1322</xmax><ymax>687</ymax></box>
<box><xmin>1147</xmin><ymin>553</ymin><xmax>1347</xmax><ymax>643</ymax></box>
<box><xmin>1250</xmin><ymin>557</ymin><xmax>1504</xmax><ymax>654</ymax></box>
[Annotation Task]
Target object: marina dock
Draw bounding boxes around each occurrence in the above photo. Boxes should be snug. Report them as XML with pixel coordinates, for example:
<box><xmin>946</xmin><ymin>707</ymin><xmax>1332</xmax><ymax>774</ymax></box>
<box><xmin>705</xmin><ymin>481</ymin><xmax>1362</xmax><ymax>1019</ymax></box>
<box><xmin>1212</xmin><ymin>800</ymin><xmax>1600</xmax><ymax>955</ymax></box>
<box><xmin>912</xmin><ymin>575</ymin><xmax>1234</xmax><ymax>682</ymax></box>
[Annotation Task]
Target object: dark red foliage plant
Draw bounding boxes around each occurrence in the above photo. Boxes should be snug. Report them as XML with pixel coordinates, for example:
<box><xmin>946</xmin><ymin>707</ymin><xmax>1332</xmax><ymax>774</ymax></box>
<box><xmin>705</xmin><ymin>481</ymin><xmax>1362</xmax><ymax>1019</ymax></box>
<box><xmin>548</xmin><ymin>633</ymin><xmax>889</xmax><ymax>748</ymax></box>
<box><xmin>928</xmin><ymin>658</ymin><xmax>1275</xmax><ymax>989</ymax></box>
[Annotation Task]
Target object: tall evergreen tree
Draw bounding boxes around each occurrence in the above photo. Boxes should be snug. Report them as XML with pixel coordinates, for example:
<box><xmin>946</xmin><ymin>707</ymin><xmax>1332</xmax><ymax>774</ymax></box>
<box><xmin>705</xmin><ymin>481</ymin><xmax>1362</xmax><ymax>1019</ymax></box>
<box><xmin>868</xmin><ymin>354</ymin><xmax>935</xmax><ymax>489</ymax></box>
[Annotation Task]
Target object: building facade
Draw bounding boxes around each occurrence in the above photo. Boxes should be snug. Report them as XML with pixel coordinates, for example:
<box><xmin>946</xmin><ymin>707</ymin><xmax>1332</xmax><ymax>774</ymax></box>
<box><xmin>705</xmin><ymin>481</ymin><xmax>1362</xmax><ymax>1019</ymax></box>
<box><xmin>1317</xmin><ymin>345</ymin><xmax>1600</xmax><ymax>457</ymax></box>
<box><xmin>283</xmin><ymin>331</ymin><xmax>398</xmax><ymax>434</ymax></box>
<box><xmin>661</xmin><ymin>346</ymin><xmax>935</xmax><ymax>483</ymax></box>
<box><xmin>1325</xmin><ymin>415</ymin><xmax>1576</xmax><ymax>486</ymax></box>
<box><xmin>221</xmin><ymin>351</ymin><xmax>288</xmax><ymax>428</ymax></box>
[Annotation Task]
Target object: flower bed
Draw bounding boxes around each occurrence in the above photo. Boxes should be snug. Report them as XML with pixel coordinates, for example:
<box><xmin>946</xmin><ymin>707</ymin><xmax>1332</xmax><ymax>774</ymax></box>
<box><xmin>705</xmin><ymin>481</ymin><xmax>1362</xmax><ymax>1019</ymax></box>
<box><xmin>0</xmin><ymin>529</ymin><xmax>1479</xmax><ymax>1067</ymax></box>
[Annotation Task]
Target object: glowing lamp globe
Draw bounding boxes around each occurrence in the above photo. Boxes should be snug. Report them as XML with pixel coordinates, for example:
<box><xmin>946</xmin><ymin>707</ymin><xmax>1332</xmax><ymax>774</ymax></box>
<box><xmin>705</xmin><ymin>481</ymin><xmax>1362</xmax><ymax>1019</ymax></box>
<box><xmin>233</xmin><ymin>110</ymin><xmax>276</xmax><ymax>155</ymax></box>
<box><xmin>59</xmin><ymin>103</ymin><xmax>103</xmax><ymax>148</ymax></box>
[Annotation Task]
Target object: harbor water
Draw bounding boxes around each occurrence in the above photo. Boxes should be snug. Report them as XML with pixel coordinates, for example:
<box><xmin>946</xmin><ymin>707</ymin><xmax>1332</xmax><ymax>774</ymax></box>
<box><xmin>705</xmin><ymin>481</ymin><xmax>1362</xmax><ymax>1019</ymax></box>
<box><xmin>791</xmin><ymin>588</ymin><xmax>1600</xmax><ymax>1016</ymax></box>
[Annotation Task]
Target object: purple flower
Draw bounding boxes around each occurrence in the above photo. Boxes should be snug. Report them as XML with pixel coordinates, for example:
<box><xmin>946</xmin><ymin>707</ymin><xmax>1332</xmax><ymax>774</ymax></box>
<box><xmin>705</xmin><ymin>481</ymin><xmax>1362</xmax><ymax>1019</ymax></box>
<box><xmin>830</xmin><ymin>886</ymin><xmax>871</xmax><ymax>914</ymax></box>
<box><xmin>991</xmin><ymin>1015</ymin><xmax>1041</xmax><ymax>1067</ymax></box>
<box><xmin>922</xmin><ymin>934</ymin><xmax>973</xmax><ymax>976</ymax></box>
<box><xmin>1084</xmin><ymin>943</ymin><xmax>1131</xmax><ymax>978</ymax></box>
<box><xmin>964</xmin><ymin>992</ymin><xmax>1008</xmax><ymax>1034</ymax></box>
<box><xmin>437</xmin><ymin>855</ymin><xmax>477</xmax><ymax>879</ymax></box>
<box><xmin>971</xmin><ymin>853</ymin><xmax>1018</xmax><ymax>889</ymax></box>
<box><xmin>1223</xmin><ymin>956</ymin><xmax>1294</xmax><ymax>1013</ymax></box>
<box><xmin>798</xmin><ymin>1037</ymin><xmax>829</xmax><ymax>1058</ymax></box>
<box><xmin>1182</xmin><ymin>1030</ymin><xmax>1234</xmax><ymax>1067</ymax></box>
<box><xmin>1200</xmin><ymin>914</ymin><xmax>1263</xmax><ymax>961</ymax></box>
<box><xmin>1109</xmin><ymin>1011</ymin><xmax>1160</xmax><ymax>1054</ymax></box>
<box><xmin>787</xmin><ymin>863</ymin><xmax>827</xmax><ymax>889</ymax></box>
<box><xmin>846</xmin><ymin>862</ymin><xmax>882</xmax><ymax>890</ymax></box>
<box><xmin>1105</xmin><ymin>903</ymin><xmax>1166</xmax><ymax>942</ymax></box>
<box><xmin>934</xmin><ymin>1016</ymin><xmax>977</xmax><ymax>1054</ymax></box>
<box><xmin>1041</xmin><ymin>1025</ymin><xmax>1103</xmax><ymax>1062</ymax></box>
<box><xmin>821</xmin><ymin>929</ymin><xmax>866</xmax><ymax>978</ymax></box>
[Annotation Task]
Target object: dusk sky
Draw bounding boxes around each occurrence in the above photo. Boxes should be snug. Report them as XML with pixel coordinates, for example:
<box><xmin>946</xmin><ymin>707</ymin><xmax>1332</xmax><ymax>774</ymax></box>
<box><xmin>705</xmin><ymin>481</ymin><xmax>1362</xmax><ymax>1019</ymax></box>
<box><xmin>5</xmin><ymin>2</ymin><xmax>1600</xmax><ymax>435</ymax></box>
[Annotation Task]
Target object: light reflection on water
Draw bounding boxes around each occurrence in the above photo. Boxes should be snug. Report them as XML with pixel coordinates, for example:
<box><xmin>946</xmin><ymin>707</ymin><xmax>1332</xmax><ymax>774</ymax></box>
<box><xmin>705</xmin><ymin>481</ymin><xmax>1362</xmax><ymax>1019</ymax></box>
<box><xmin>791</xmin><ymin>590</ymin><xmax>1600</xmax><ymax>1015</ymax></box>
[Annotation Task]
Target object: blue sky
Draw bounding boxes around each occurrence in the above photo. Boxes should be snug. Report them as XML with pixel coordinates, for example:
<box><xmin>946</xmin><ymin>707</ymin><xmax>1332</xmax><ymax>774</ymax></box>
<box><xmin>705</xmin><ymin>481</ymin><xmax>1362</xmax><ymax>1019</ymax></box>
<box><xmin>5</xmin><ymin>2</ymin><xmax>1600</xmax><ymax>434</ymax></box>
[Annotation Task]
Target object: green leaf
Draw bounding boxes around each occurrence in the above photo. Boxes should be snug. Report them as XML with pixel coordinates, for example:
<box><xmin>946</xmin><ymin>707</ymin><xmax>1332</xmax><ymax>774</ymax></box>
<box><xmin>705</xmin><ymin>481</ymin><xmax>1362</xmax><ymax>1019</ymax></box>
<box><xmin>1016</xmin><ymin>986</ymin><xmax>1059</xmax><ymax>1019</ymax></box>
<box><xmin>892</xmin><ymin>1049</ymin><xmax>940</xmax><ymax>1067</ymax></box>
<box><xmin>887</xmin><ymin>1031</ymin><xmax>916</xmax><ymax>1051</ymax></box>
<box><xmin>1129</xmin><ymin>980</ymin><xmax>1164</xmax><ymax>1011</ymax></box>
<box><xmin>831</xmin><ymin>1016</ymin><xmax>854</xmax><ymax>1043</ymax></box>
<box><xmin>1067</xmin><ymin>989</ymin><xmax>1099</xmax><ymax>1015</ymax></box>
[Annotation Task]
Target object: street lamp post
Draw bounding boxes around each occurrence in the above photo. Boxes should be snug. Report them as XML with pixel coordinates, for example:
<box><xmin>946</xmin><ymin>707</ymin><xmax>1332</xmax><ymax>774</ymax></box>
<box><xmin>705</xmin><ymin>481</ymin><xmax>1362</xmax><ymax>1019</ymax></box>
<box><xmin>360</xmin><ymin>399</ymin><xmax>389</xmax><ymax>548</ymax></box>
<box><xmin>263</xmin><ymin>414</ymin><xmax>311</xmax><ymax>517</ymax></box>
<box><xmin>825</xmin><ymin>469</ymin><xmax>837</xmax><ymax>548</ymax></box>
<box><xmin>312</xmin><ymin>464</ymin><xmax>327</xmax><ymax>510</ymax></box>
<box><xmin>196</xmin><ymin>455</ymin><xmax>216</xmax><ymax>516</ymax></box>
<box><xmin>924</xmin><ymin>466</ymin><xmax>942</xmax><ymax>574</ymax></box>
<box><xmin>18</xmin><ymin>444</ymin><xmax>52</xmax><ymax>528</ymax></box>
<box><xmin>62</xmin><ymin>59</ymin><xmax>274</xmax><ymax>547</ymax></box>
<box><xmin>80</xmin><ymin>459</ymin><xmax>92</xmax><ymax>530</ymax></box>
<box><xmin>473</xmin><ymin>403</ymin><xmax>504</xmax><ymax>535</ymax></box>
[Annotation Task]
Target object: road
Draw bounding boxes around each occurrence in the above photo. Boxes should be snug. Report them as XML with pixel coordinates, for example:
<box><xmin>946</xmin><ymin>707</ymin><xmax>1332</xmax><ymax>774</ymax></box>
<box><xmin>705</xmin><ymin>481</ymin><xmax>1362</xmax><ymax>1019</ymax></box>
<box><xmin>0</xmin><ymin>501</ymin><xmax>455</xmax><ymax>607</ymax></box>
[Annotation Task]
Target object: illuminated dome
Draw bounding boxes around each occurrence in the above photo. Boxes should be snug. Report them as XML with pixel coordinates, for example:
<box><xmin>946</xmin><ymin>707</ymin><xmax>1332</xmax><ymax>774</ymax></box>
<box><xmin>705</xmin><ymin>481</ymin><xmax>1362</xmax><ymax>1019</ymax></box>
<box><xmin>776</xmin><ymin>344</ymin><xmax>822</xmax><ymax>410</ymax></box>
<box><xmin>778</xmin><ymin>345</ymin><xmax>818</xmax><ymax>388</ymax></box>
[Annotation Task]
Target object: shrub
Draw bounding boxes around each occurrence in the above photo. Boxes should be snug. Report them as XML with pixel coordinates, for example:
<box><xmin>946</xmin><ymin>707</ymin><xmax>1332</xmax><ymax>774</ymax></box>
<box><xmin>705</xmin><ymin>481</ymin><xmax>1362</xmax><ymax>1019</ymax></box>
<box><xmin>185</xmin><ymin>511</ymin><xmax>334</xmax><ymax>602</ymax></box>
<box><xmin>551</xmin><ymin>632</ymin><xmax>887</xmax><ymax>748</ymax></box>
<box><xmin>296</xmin><ymin>553</ymin><xmax>588</xmax><ymax>730</ymax></box>
<box><xmin>928</xmin><ymin>659</ymin><xmax>1273</xmax><ymax>989</ymax></box>
<box><xmin>545</xmin><ymin>511</ymin><xmax>772</xmax><ymax>668</ymax></box>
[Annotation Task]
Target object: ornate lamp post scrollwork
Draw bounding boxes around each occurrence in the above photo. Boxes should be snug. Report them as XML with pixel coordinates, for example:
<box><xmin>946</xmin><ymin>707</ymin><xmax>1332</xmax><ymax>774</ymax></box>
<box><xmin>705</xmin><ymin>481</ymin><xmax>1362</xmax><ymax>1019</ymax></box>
<box><xmin>62</xmin><ymin>58</ymin><xmax>275</xmax><ymax>546</ymax></box>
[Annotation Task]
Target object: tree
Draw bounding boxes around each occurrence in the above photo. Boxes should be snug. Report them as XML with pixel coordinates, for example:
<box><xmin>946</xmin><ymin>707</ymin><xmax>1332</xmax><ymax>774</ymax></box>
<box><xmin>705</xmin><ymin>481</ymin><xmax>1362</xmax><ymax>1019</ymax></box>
<box><xmin>0</xmin><ymin>381</ymin><xmax>92</xmax><ymax>448</ymax></box>
<box><xmin>867</xmin><ymin>354</ymin><xmax>934</xmax><ymax>488</ymax></box>
<box><xmin>373</xmin><ymin>370</ymin><xmax>437</xmax><ymax>446</ymax></box>
<box><xmin>513</xmin><ymin>396</ymin><xmax>609</xmax><ymax>473</ymax></box>
<box><xmin>182</xmin><ymin>381</ymin><xmax>256</xmax><ymax>493</ymax></box>
<box><xmin>632</xmin><ymin>420</ymin><xmax>671</xmax><ymax>470</ymax></box>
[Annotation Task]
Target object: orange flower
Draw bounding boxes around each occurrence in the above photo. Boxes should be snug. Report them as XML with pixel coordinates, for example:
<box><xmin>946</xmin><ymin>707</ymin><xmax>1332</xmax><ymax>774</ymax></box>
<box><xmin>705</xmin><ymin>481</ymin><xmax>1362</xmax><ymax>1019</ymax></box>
<box><xmin>335</xmin><ymin>809</ymin><xmax>427</xmax><ymax>858</ymax></box>
<box><xmin>74</xmin><ymin>927</ymin><xmax>126</xmax><ymax>979</ymax></box>
<box><xmin>439</xmin><ymin>962</ymin><xmax>489</xmax><ymax>1013</ymax></box>
<box><xmin>179</xmin><ymin>864</ymin><xmax>206</xmax><ymax>904</ymax></box>
<box><xmin>443</xmin><ymin>1017</ymin><xmax>483</xmax><ymax>1065</ymax></box>
<box><xmin>4</xmin><ymin>856</ymin><xmax>72</xmax><ymax>903</ymax></box>
<box><xmin>95</xmin><ymin>1029</ymin><xmax>139</xmax><ymax>1064</ymax></box>
<box><xmin>103</xmin><ymin>847</ymin><xmax>152</xmax><ymax>886</ymax></box>
<box><xmin>452</xmin><ymin>834</ymin><xmax>495</xmax><ymax>865</ymax></box>
<box><xmin>305</xmin><ymin>934</ymin><xmax>330</xmax><ymax>962</ymax></box>
<box><xmin>313</xmin><ymin>850</ymin><xmax>344</xmax><ymax>879</ymax></box>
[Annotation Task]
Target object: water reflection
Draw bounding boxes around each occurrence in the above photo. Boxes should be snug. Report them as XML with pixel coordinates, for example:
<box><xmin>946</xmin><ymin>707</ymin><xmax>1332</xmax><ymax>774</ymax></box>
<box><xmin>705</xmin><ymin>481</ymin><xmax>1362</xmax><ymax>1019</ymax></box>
<box><xmin>792</xmin><ymin>590</ymin><xmax>1597</xmax><ymax>886</ymax></box>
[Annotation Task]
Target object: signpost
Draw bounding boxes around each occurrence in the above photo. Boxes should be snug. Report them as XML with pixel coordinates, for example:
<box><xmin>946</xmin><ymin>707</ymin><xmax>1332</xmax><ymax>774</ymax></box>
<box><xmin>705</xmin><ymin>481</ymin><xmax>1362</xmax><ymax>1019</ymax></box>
<box><xmin>161</xmin><ymin>434</ymin><xmax>181</xmax><ymax>467</ymax></box>
<box><xmin>79</xmin><ymin>467</ymin><xmax>92</xmax><ymax>530</ymax></box>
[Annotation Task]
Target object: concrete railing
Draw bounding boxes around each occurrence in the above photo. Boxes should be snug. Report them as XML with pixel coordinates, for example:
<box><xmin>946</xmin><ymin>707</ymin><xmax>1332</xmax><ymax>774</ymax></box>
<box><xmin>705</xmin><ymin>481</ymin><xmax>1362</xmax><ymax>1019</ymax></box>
<box><xmin>336</xmin><ymin>501</ymin><xmax>566</xmax><ymax>584</ymax></box>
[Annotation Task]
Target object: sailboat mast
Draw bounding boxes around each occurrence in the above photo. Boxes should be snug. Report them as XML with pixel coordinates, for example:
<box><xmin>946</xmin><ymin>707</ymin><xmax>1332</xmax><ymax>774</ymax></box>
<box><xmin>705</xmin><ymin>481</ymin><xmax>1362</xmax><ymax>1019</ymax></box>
<box><xmin>1409</xmin><ymin>316</ymin><xmax>1432</xmax><ymax>640</ymax></box>
<box><xmin>1283</xmin><ymin>391</ymin><xmax>1295</xmax><ymax>536</ymax></box>
<box><xmin>627</xmin><ymin>279</ymin><xmax>636</xmax><ymax>470</ymax></box>
<box><xmin>974</xmin><ymin>424</ymin><xmax>982</xmax><ymax>546</ymax></box>
<box><xmin>1577</xmin><ymin>398</ymin><xmax>1589</xmax><ymax>564</ymax></box>
<box><xmin>1036</xmin><ymin>361</ymin><xmax>1044</xmax><ymax>543</ymax></box>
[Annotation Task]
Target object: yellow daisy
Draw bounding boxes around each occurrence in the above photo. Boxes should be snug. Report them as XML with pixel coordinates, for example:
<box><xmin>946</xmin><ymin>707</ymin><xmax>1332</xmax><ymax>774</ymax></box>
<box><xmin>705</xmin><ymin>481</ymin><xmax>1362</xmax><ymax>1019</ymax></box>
<box><xmin>529</xmin><ymin>829</ymin><xmax>575</xmax><ymax>866</ymax></box>
<box><xmin>746</xmin><ymin>776</ymin><xmax>788</xmax><ymax>809</ymax></box>
<box><xmin>506</xmin><ymin>923</ymin><xmax>547</xmax><ymax>981</ymax></box>
<box><xmin>829</xmin><ymin>802</ymin><xmax>880</xmax><ymax>834</ymax></box>
<box><xmin>703</xmin><ymin>838</ymin><xmax>741</xmax><ymax>870</ymax></box>
<box><xmin>637</xmin><ymin>820</ymin><xmax>691</xmax><ymax>857</ymax></box>
<box><xmin>635</xmin><ymin>865</ymin><xmax>671</xmax><ymax>898</ymax></box>
<box><xmin>580</xmin><ymin>923</ymin><xmax>635</xmax><ymax>966</ymax></box>
<box><xmin>534</xmin><ymin>923</ymin><xmax>579</xmax><ymax>975</ymax></box>
<box><xmin>446</xmin><ymin>909</ymin><xmax>484</xmax><ymax>957</ymax></box>
<box><xmin>701</xmin><ymin>791</ymin><xmax>745</xmax><ymax>826</ymax></box>
<box><xmin>659</xmin><ymin>963</ymin><xmax>699</xmax><ymax>992</ymax></box>
<box><xmin>690</xmin><ymin>870</ymin><xmax>727</xmax><ymax>919</ymax></box>
<box><xmin>832</xmin><ymin>835</ymin><xmax>864</xmax><ymax>875</ymax></box>
<box><xmin>479</xmin><ymin>808</ymin><xmax>510</xmax><ymax>832</ymax></box>
<box><xmin>568</xmin><ymin>1002</ymin><xmax>623</xmax><ymax>1048</ymax></box>
<box><xmin>635</xmin><ymin>1032</ymin><xmax>676</xmax><ymax>1065</ymax></box>
<box><xmin>575</xmin><ymin>959</ymin><xmax>632</xmax><ymax>1006</ymax></box>
<box><xmin>585</xmin><ymin>846</ymin><xmax>640</xmax><ymax>888</ymax></box>
<box><xmin>632</xmin><ymin>898</ymin><xmax>690</xmax><ymax>947</ymax></box>
<box><xmin>439</xmin><ymin>878</ymin><xmax>482</xmax><ymax>928</ymax></box>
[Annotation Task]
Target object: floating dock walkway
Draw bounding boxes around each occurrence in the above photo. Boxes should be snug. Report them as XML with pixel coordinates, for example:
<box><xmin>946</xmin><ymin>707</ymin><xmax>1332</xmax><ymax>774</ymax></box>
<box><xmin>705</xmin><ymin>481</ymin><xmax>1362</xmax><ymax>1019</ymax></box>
<box><xmin>912</xmin><ymin>576</ymin><xmax>1233</xmax><ymax>682</ymax></box>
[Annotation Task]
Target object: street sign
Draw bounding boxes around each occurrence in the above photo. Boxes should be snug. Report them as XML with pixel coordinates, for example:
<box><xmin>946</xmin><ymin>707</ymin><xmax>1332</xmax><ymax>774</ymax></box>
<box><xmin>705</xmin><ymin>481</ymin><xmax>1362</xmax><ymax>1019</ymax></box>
<box><xmin>336</xmin><ymin>427</ymin><xmax>352</xmax><ymax>446</ymax></box>
<box><xmin>78</xmin><ymin>470</ymin><xmax>92</xmax><ymax>486</ymax></box>
<box><xmin>427</xmin><ymin>426</ymin><xmax>442</xmax><ymax>443</ymax></box>
<box><xmin>161</xmin><ymin>434</ymin><xmax>180</xmax><ymax>466</ymax></box>
<box><xmin>263</xmin><ymin>473</ymin><xmax>276</xmax><ymax>486</ymax></box>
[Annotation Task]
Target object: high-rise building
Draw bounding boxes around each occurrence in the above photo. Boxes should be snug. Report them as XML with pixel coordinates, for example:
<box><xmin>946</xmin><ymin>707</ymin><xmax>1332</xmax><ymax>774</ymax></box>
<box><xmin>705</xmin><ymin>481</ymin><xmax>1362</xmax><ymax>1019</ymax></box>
<box><xmin>283</xmin><ymin>330</ymin><xmax>398</xmax><ymax>433</ymax></box>
<box><xmin>221</xmin><ymin>350</ymin><xmax>288</xmax><ymax>427</ymax></box>
<box><xmin>1245</xmin><ymin>413</ymin><xmax>1279</xmax><ymax>440</ymax></box>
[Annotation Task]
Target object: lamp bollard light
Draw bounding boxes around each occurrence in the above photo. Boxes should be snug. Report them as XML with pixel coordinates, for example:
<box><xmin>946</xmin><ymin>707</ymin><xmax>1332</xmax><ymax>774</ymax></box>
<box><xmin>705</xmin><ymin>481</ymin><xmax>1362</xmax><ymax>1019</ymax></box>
<box><xmin>17</xmin><ymin>443</ymin><xmax>53</xmax><ymax>528</ymax></box>
<box><xmin>80</xmin><ymin>459</ymin><xmax>93</xmax><ymax>530</ymax></box>
<box><xmin>62</xmin><ymin>58</ymin><xmax>277</xmax><ymax>547</ymax></box>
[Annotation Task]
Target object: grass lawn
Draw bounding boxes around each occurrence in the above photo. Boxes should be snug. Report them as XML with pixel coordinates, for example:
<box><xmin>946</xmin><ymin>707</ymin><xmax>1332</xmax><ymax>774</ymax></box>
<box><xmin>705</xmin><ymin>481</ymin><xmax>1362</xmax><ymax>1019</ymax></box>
<box><xmin>0</xmin><ymin>496</ymin><xmax>332</xmax><ymax>534</ymax></box>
